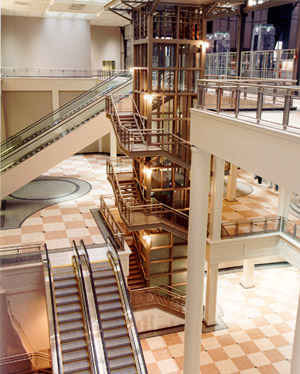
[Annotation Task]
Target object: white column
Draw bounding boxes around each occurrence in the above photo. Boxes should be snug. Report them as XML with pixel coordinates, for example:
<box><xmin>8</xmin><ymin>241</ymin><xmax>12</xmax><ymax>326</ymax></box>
<box><xmin>278</xmin><ymin>186</ymin><xmax>291</xmax><ymax>219</ymax></box>
<box><xmin>209</xmin><ymin>156</ymin><xmax>225</xmax><ymax>241</ymax></box>
<box><xmin>291</xmin><ymin>292</ymin><xmax>300</xmax><ymax>374</ymax></box>
<box><xmin>51</xmin><ymin>89</ymin><xmax>60</xmax><ymax>111</ymax></box>
<box><xmin>205</xmin><ymin>263</ymin><xmax>218</xmax><ymax>326</ymax></box>
<box><xmin>110</xmin><ymin>130</ymin><xmax>117</xmax><ymax>158</ymax></box>
<box><xmin>98</xmin><ymin>138</ymin><xmax>103</xmax><ymax>153</ymax></box>
<box><xmin>184</xmin><ymin>148</ymin><xmax>211</xmax><ymax>374</ymax></box>
<box><xmin>240</xmin><ymin>259</ymin><xmax>255</xmax><ymax>288</ymax></box>
<box><xmin>226</xmin><ymin>163</ymin><xmax>238</xmax><ymax>202</ymax></box>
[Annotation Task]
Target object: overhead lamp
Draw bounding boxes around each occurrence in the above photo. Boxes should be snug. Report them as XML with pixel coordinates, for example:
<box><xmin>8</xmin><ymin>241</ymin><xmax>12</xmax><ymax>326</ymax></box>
<box><xmin>129</xmin><ymin>67</ymin><xmax>135</xmax><ymax>74</ymax></box>
<box><xmin>144</xmin><ymin>93</ymin><xmax>153</xmax><ymax>104</ymax></box>
<box><xmin>144</xmin><ymin>166</ymin><xmax>152</xmax><ymax>178</ymax></box>
<box><xmin>143</xmin><ymin>235</ymin><xmax>152</xmax><ymax>246</ymax></box>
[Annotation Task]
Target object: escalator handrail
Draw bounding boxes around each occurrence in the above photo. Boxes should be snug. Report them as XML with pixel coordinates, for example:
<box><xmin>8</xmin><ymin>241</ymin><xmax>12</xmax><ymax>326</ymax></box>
<box><xmin>1</xmin><ymin>78</ymin><xmax>133</xmax><ymax>168</ymax></box>
<box><xmin>79</xmin><ymin>240</ymin><xmax>111</xmax><ymax>374</ymax></box>
<box><xmin>43</xmin><ymin>243</ymin><xmax>63</xmax><ymax>374</ymax></box>
<box><xmin>72</xmin><ymin>241</ymin><xmax>103</xmax><ymax>374</ymax></box>
<box><xmin>106</xmin><ymin>238</ymin><xmax>148</xmax><ymax>374</ymax></box>
<box><xmin>1</xmin><ymin>71</ymin><xmax>131</xmax><ymax>147</ymax></box>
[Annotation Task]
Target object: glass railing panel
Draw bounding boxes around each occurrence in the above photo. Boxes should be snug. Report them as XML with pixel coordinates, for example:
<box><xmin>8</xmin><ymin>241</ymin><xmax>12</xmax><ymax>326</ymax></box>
<box><xmin>1</xmin><ymin>74</ymin><xmax>131</xmax><ymax>157</ymax></box>
<box><xmin>1</xmin><ymin>79</ymin><xmax>132</xmax><ymax>173</ymax></box>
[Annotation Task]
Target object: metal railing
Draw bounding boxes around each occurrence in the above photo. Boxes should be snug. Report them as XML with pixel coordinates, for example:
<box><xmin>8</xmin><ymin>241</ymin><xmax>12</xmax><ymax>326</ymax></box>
<box><xmin>221</xmin><ymin>216</ymin><xmax>281</xmax><ymax>239</ymax></box>
<box><xmin>107</xmin><ymin>238</ymin><xmax>148</xmax><ymax>374</ymax></box>
<box><xmin>240</xmin><ymin>49</ymin><xmax>296</xmax><ymax>80</ymax></box>
<box><xmin>106</xmin><ymin>95</ymin><xmax>191</xmax><ymax>166</ymax></box>
<box><xmin>130</xmin><ymin>284</ymin><xmax>186</xmax><ymax>316</ymax></box>
<box><xmin>205</xmin><ymin>52</ymin><xmax>239</xmax><ymax>78</ymax></box>
<box><xmin>0</xmin><ymin>244</ymin><xmax>42</xmax><ymax>266</ymax></box>
<box><xmin>282</xmin><ymin>218</ymin><xmax>300</xmax><ymax>242</ymax></box>
<box><xmin>106</xmin><ymin>158</ymin><xmax>189</xmax><ymax>234</ymax></box>
<box><xmin>1</xmin><ymin>72</ymin><xmax>132</xmax><ymax>157</ymax></box>
<box><xmin>1</xmin><ymin>67</ymin><xmax>129</xmax><ymax>79</ymax></box>
<box><xmin>42</xmin><ymin>244</ymin><xmax>63</xmax><ymax>374</ymax></box>
<box><xmin>1</xmin><ymin>77</ymin><xmax>132</xmax><ymax>173</ymax></box>
<box><xmin>197</xmin><ymin>79</ymin><xmax>300</xmax><ymax>133</ymax></box>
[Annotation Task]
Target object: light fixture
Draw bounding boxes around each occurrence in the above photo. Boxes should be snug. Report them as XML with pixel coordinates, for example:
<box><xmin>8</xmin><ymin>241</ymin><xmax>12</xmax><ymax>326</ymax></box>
<box><xmin>144</xmin><ymin>166</ymin><xmax>152</xmax><ymax>178</ymax></box>
<box><xmin>144</xmin><ymin>93</ymin><xmax>153</xmax><ymax>104</ymax></box>
<box><xmin>143</xmin><ymin>235</ymin><xmax>152</xmax><ymax>246</ymax></box>
<box><xmin>129</xmin><ymin>67</ymin><xmax>135</xmax><ymax>74</ymax></box>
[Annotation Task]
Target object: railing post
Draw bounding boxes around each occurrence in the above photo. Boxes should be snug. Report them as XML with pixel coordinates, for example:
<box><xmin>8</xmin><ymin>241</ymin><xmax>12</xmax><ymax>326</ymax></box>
<box><xmin>264</xmin><ymin>218</ymin><xmax>268</xmax><ymax>232</ymax></box>
<box><xmin>294</xmin><ymin>224</ymin><xmax>297</xmax><ymax>239</ymax></box>
<box><xmin>256</xmin><ymin>87</ymin><xmax>263</xmax><ymax>124</ymax></box>
<box><xmin>216</xmin><ymin>87</ymin><xmax>222</xmax><ymax>113</ymax></box>
<box><xmin>283</xmin><ymin>91</ymin><xmax>291</xmax><ymax>130</ymax></box>
<box><xmin>235</xmin><ymin>86</ymin><xmax>240</xmax><ymax>118</ymax></box>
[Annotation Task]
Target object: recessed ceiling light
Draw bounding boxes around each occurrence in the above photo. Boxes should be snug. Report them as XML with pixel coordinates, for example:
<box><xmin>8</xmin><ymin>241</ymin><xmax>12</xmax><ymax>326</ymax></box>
<box><xmin>14</xmin><ymin>1</ymin><xmax>29</xmax><ymax>6</ymax></box>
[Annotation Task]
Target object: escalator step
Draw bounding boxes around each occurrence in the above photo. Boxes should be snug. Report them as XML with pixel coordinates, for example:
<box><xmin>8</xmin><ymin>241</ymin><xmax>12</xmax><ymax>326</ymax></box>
<box><xmin>100</xmin><ymin>309</ymin><xmax>123</xmax><ymax>321</ymax></box>
<box><xmin>53</xmin><ymin>271</ymin><xmax>74</xmax><ymax>281</ymax></box>
<box><xmin>101</xmin><ymin>318</ymin><xmax>125</xmax><ymax>330</ymax></box>
<box><xmin>109</xmin><ymin>355</ymin><xmax>135</xmax><ymax>371</ymax></box>
<box><xmin>62</xmin><ymin>338</ymin><xmax>86</xmax><ymax>353</ymax></box>
<box><xmin>96</xmin><ymin>292</ymin><xmax>120</xmax><ymax>304</ymax></box>
<box><xmin>63</xmin><ymin>348</ymin><xmax>88</xmax><ymax>364</ymax></box>
<box><xmin>105</xmin><ymin>335</ymin><xmax>131</xmax><ymax>349</ymax></box>
<box><xmin>107</xmin><ymin>345</ymin><xmax>132</xmax><ymax>360</ymax></box>
<box><xmin>98</xmin><ymin>300</ymin><xmax>122</xmax><ymax>312</ymax></box>
<box><xmin>94</xmin><ymin>278</ymin><xmax>116</xmax><ymax>287</ymax></box>
<box><xmin>55</xmin><ymin>279</ymin><xmax>77</xmax><ymax>289</ymax></box>
<box><xmin>57</xmin><ymin>303</ymin><xmax>81</xmax><ymax>314</ymax></box>
<box><xmin>56</xmin><ymin>294</ymin><xmax>79</xmax><ymax>306</ymax></box>
<box><xmin>111</xmin><ymin>365</ymin><xmax>137</xmax><ymax>374</ymax></box>
<box><xmin>55</xmin><ymin>288</ymin><xmax>78</xmax><ymax>298</ymax></box>
<box><xmin>60</xmin><ymin>319</ymin><xmax>84</xmax><ymax>333</ymax></box>
<box><xmin>60</xmin><ymin>328</ymin><xmax>85</xmax><ymax>343</ymax></box>
<box><xmin>59</xmin><ymin>311</ymin><xmax>82</xmax><ymax>323</ymax></box>
<box><xmin>103</xmin><ymin>326</ymin><xmax>128</xmax><ymax>339</ymax></box>
<box><xmin>96</xmin><ymin>284</ymin><xmax>118</xmax><ymax>295</ymax></box>
<box><xmin>63</xmin><ymin>358</ymin><xmax>90</xmax><ymax>374</ymax></box>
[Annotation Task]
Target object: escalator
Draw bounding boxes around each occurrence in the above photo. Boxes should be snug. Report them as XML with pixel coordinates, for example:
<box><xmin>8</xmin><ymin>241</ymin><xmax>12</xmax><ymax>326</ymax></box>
<box><xmin>42</xmin><ymin>240</ymin><xmax>147</xmax><ymax>374</ymax></box>
<box><xmin>1</xmin><ymin>72</ymin><xmax>132</xmax><ymax>199</ymax></box>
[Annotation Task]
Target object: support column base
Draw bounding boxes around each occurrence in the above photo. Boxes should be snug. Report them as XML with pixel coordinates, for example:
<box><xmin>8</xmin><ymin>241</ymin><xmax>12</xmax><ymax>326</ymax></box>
<box><xmin>240</xmin><ymin>280</ymin><xmax>255</xmax><ymax>289</ymax></box>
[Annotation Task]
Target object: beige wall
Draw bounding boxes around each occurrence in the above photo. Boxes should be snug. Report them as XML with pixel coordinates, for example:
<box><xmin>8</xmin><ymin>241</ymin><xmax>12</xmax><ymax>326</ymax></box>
<box><xmin>2</xmin><ymin>16</ymin><xmax>92</xmax><ymax>69</ymax></box>
<box><xmin>2</xmin><ymin>91</ymin><xmax>52</xmax><ymax>138</ymax></box>
<box><xmin>90</xmin><ymin>26</ymin><xmax>121</xmax><ymax>70</ymax></box>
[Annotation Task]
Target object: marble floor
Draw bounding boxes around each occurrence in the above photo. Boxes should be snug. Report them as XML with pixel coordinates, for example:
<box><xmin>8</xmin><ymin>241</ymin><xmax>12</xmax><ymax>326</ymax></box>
<box><xmin>0</xmin><ymin>154</ymin><xmax>299</xmax><ymax>374</ymax></box>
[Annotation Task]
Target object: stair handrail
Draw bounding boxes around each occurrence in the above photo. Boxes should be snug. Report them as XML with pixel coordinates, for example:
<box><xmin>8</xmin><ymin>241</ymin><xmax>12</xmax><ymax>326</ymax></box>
<box><xmin>1</xmin><ymin>78</ymin><xmax>132</xmax><ymax>172</ymax></box>
<box><xmin>106</xmin><ymin>238</ymin><xmax>148</xmax><ymax>374</ymax></box>
<box><xmin>2</xmin><ymin>72</ymin><xmax>131</xmax><ymax>148</ymax></box>
<box><xmin>42</xmin><ymin>244</ymin><xmax>63</xmax><ymax>374</ymax></box>
<box><xmin>72</xmin><ymin>241</ymin><xmax>103</xmax><ymax>374</ymax></box>
<box><xmin>79</xmin><ymin>240</ymin><xmax>112</xmax><ymax>374</ymax></box>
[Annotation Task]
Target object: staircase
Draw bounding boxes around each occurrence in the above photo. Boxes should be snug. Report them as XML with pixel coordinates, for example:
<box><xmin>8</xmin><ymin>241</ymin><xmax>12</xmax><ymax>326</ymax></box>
<box><xmin>1</xmin><ymin>73</ymin><xmax>132</xmax><ymax>199</ymax></box>
<box><xmin>128</xmin><ymin>247</ymin><xmax>146</xmax><ymax>290</ymax></box>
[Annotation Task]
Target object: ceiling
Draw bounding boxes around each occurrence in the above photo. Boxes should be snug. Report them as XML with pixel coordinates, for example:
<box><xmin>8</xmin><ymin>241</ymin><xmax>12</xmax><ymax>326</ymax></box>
<box><xmin>1</xmin><ymin>0</ymin><xmax>129</xmax><ymax>26</ymax></box>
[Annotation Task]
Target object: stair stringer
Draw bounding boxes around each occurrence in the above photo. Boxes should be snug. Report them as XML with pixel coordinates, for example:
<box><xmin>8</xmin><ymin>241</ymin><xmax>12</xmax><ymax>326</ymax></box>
<box><xmin>1</xmin><ymin>112</ymin><xmax>112</xmax><ymax>198</ymax></box>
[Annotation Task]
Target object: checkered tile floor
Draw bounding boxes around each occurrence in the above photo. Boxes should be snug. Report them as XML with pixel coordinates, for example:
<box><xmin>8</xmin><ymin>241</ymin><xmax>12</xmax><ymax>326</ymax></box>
<box><xmin>1</xmin><ymin>155</ymin><xmax>299</xmax><ymax>373</ymax></box>
<box><xmin>141</xmin><ymin>266</ymin><xmax>299</xmax><ymax>374</ymax></box>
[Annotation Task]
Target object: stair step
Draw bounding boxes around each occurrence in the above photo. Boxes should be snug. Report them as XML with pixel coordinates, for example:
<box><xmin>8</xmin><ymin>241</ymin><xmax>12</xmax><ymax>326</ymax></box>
<box><xmin>92</xmin><ymin>269</ymin><xmax>114</xmax><ymax>279</ymax></box>
<box><xmin>94</xmin><ymin>278</ymin><xmax>116</xmax><ymax>287</ymax></box>
<box><xmin>53</xmin><ymin>272</ymin><xmax>74</xmax><ymax>281</ymax></box>
<box><xmin>111</xmin><ymin>365</ymin><xmax>137</xmax><ymax>374</ymax></box>
<box><xmin>55</xmin><ymin>288</ymin><xmax>78</xmax><ymax>297</ymax></box>
<box><xmin>96</xmin><ymin>285</ymin><xmax>119</xmax><ymax>295</ymax></box>
<box><xmin>55</xmin><ymin>279</ymin><xmax>77</xmax><ymax>289</ymax></box>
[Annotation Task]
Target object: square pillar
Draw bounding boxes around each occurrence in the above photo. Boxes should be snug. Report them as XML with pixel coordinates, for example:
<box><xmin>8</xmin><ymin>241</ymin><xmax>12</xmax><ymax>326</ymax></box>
<box><xmin>204</xmin><ymin>263</ymin><xmax>218</xmax><ymax>326</ymax></box>
<box><xmin>184</xmin><ymin>147</ymin><xmax>211</xmax><ymax>374</ymax></box>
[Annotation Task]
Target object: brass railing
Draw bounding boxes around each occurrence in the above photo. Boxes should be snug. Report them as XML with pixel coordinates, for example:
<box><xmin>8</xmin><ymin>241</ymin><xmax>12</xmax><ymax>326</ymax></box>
<box><xmin>130</xmin><ymin>284</ymin><xmax>186</xmax><ymax>317</ymax></box>
<box><xmin>106</xmin><ymin>95</ymin><xmax>191</xmax><ymax>167</ymax></box>
<box><xmin>197</xmin><ymin>79</ymin><xmax>300</xmax><ymax>133</ymax></box>
<box><xmin>106</xmin><ymin>158</ymin><xmax>189</xmax><ymax>235</ymax></box>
